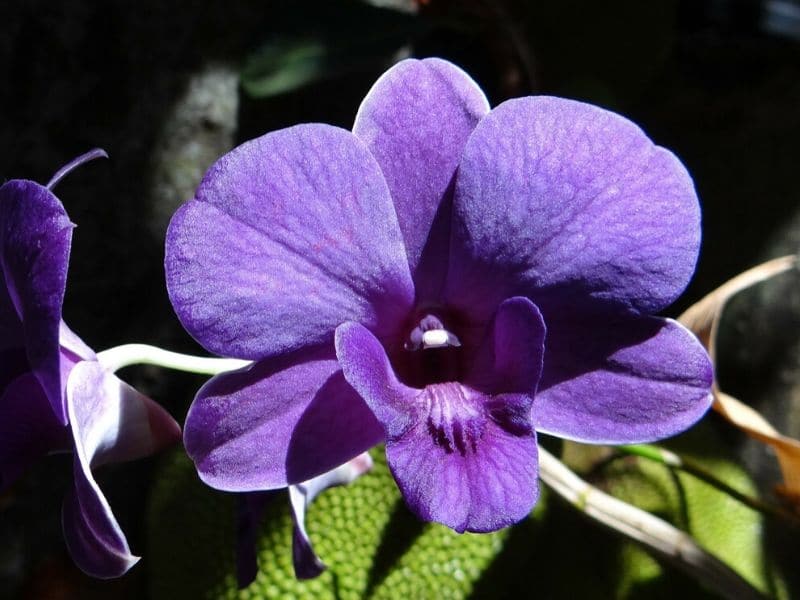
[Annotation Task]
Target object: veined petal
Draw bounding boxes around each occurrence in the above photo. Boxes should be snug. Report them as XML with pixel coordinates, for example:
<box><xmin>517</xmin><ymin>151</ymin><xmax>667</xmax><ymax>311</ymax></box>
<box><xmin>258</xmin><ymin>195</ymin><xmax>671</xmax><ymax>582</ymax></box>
<box><xmin>353</xmin><ymin>58</ymin><xmax>489</xmax><ymax>298</ymax></box>
<box><xmin>336</xmin><ymin>323</ymin><xmax>539</xmax><ymax>533</ymax></box>
<box><xmin>58</xmin><ymin>328</ymin><xmax>94</xmax><ymax>425</ymax></box>
<box><xmin>0</xmin><ymin>180</ymin><xmax>72</xmax><ymax>424</ymax></box>
<box><xmin>533</xmin><ymin>313</ymin><xmax>713</xmax><ymax>444</ymax></box>
<box><xmin>165</xmin><ymin>124</ymin><xmax>415</xmax><ymax>360</ymax></box>
<box><xmin>62</xmin><ymin>469</ymin><xmax>139</xmax><ymax>579</ymax></box>
<box><xmin>66</xmin><ymin>361</ymin><xmax>181</xmax><ymax>468</ymax></box>
<box><xmin>447</xmin><ymin>97</ymin><xmax>701</xmax><ymax>321</ymax></box>
<box><xmin>184</xmin><ymin>348</ymin><xmax>383</xmax><ymax>491</ymax></box>
<box><xmin>388</xmin><ymin>399</ymin><xmax>538</xmax><ymax>533</ymax></box>
<box><xmin>0</xmin><ymin>373</ymin><xmax>69</xmax><ymax>492</ymax></box>
<box><xmin>63</xmin><ymin>360</ymin><xmax>181</xmax><ymax>578</ymax></box>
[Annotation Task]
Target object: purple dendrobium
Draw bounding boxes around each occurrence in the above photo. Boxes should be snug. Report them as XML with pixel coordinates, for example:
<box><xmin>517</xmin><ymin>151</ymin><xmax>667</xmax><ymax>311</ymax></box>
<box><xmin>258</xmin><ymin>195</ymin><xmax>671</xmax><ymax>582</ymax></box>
<box><xmin>166</xmin><ymin>58</ymin><xmax>713</xmax><ymax>534</ymax></box>
<box><xmin>0</xmin><ymin>151</ymin><xmax>181</xmax><ymax>578</ymax></box>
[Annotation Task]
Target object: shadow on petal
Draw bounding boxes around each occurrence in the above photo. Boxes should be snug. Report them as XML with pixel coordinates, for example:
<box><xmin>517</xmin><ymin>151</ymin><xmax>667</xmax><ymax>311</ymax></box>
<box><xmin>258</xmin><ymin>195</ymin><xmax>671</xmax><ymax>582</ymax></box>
<box><xmin>285</xmin><ymin>370</ymin><xmax>383</xmax><ymax>484</ymax></box>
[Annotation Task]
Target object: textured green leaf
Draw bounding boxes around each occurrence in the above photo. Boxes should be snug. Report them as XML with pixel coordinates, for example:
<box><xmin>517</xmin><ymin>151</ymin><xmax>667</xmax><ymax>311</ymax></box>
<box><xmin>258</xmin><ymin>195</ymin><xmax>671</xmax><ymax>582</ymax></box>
<box><xmin>585</xmin><ymin>421</ymin><xmax>789</xmax><ymax>599</ymax></box>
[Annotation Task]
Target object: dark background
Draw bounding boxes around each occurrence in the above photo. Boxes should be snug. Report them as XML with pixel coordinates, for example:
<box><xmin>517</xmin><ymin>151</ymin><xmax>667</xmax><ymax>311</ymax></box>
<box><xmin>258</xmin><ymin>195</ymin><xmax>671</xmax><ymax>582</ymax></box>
<box><xmin>1</xmin><ymin>0</ymin><xmax>799</xmax><ymax>598</ymax></box>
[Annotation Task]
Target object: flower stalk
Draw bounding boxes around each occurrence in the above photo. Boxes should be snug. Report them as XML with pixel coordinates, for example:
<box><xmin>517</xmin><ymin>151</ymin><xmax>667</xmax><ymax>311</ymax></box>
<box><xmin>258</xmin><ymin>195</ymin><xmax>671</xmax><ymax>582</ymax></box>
<box><xmin>537</xmin><ymin>446</ymin><xmax>765</xmax><ymax>600</ymax></box>
<box><xmin>97</xmin><ymin>343</ymin><xmax>250</xmax><ymax>375</ymax></box>
<box><xmin>617</xmin><ymin>444</ymin><xmax>800</xmax><ymax>526</ymax></box>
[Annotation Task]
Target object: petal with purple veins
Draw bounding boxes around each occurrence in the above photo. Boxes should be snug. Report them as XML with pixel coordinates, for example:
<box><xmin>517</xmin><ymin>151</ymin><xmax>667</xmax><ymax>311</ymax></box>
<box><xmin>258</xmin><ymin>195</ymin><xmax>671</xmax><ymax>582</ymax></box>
<box><xmin>533</xmin><ymin>312</ymin><xmax>713</xmax><ymax>444</ymax></box>
<box><xmin>184</xmin><ymin>348</ymin><xmax>383</xmax><ymax>491</ymax></box>
<box><xmin>0</xmin><ymin>180</ymin><xmax>73</xmax><ymax>424</ymax></box>
<box><xmin>165</xmin><ymin>124</ymin><xmax>415</xmax><ymax>361</ymax></box>
<box><xmin>353</xmin><ymin>58</ymin><xmax>489</xmax><ymax>298</ymax></box>
<box><xmin>62</xmin><ymin>361</ymin><xmax>181</xmax><ymax>578</ymax></box>
<box><xmin>62</xmin><ymin>467</ymin><xmax>139</xmax><ymax>579</ymax></box>
<box><xmin>336</xmin><ymin>322</ymin><xmax>539</xmax><ymax>533</ymax></box>
<box><xmin>447</xmin><ymin>96</ymin><xmax>701</xmax><ymax>321</ymax></box>
<box><xmin>388</xmin><ymin>393</ymin><xmax>539</xmax><ymax>533</ymax></box>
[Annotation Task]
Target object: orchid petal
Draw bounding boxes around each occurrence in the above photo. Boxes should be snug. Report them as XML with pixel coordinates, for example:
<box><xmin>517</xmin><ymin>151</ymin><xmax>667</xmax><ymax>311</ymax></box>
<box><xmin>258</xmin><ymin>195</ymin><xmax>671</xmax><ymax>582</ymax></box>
<box><xmin>466</xmin><ymin>296</ymin><xmax>546</xmax><ymax>395</ymax></box>
<box><xmin>62</xmin><ymin>470</ymin><xmax>139</xmax><ymax>579</ymax></box>
<box><xmin>447</xmin><ymin>96</ymin><xmax>701</xmax><ymax>321</ymax></box>
<box><xmin>287</xmin><ymin>485</ymin><xmax>327</xmax><ymax>580</ymax></box>
<box><xmin>336</xmin><ymin>322</ymin><xmax>539</xmax><ymax>532</ymax></box>
<box><xmin>289</xmin><ymin>453</ymin><xmax>373</xmax><ymax>579</ymax></box>
<box><xmin>62</xmin><ymin>361</ymin><xmax>180</xmax><ymax>578</ymax></box>
<box><xmin>184</xmin><ymin>348</ymin><xmax>383</xmax><ymax>491</ymax></box>
<box><xmin>60</xmin><ymin>321</ymin><xmax>96</xmax><ymax>362</ymax></box>
<box><xmin>353</xmin><ymin>58</ymin><xmax>489</xmax><ymax>299</ymax></box>
<box><xmin>533</xmin><ymin>313</ymin><xmax>713</xmax><ymax>444</ymax></box>
<box><xmin>0</xmin><ymin>268</ymin><xmax>23</xmax><ymax>355</ymax></box>
<box><xmin>0</xmin><ymin>180</ymin><xmax>72</xmax><ymax>424</ymax></box>
<box><xmin>165</xmin><ymin>124</ymin><xmax>415</xmax><ymax>361</ymax></box>
<box><xmin>0</xmin><ymin>348</ymin><xmax>28</xmax><ymax>394</ymax></box>
<box><xmin>235</xmin><ymin>491</ymin><xmax>275</xmax><ymax>588</ymax></box>
<box><xmin>0</xmin><ymin>373</ymin><xmax>69</xmax><ymax>491</ymax></box>
<box><xmin>58</xmin><ymin>331</ymin><xmax>92</xmax><ymax>423</ymax></box>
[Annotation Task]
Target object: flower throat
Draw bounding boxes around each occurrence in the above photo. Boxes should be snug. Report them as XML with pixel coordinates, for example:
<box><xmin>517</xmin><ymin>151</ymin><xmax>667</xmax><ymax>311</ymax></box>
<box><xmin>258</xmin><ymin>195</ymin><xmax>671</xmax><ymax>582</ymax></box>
<box><xmin>398</xmin><ymin>312</ymin><xmax>463</xmax><ymax>388</ymax></box>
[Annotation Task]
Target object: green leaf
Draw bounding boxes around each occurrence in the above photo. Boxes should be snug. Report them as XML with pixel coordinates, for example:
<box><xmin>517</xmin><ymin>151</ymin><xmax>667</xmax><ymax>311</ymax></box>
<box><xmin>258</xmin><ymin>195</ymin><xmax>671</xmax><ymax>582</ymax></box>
<box><xmin>582</xmin><ymin>420</ymin><xmax>790</xmax><ymax>599</ymax></box>
<box><xmin>240</xmin><ymin>4</ymin><xmax>419</xmax><ymax>99</ymax></box>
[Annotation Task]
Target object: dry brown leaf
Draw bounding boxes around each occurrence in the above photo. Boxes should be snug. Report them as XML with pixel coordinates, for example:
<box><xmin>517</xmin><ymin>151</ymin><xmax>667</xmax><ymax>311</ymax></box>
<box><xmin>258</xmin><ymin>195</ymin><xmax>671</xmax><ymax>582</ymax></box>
<box><xmin>678</xmin><ymin>255</ymin><xmax>796</xmax><ymax>361</ymax></box>
<box><xmin>714</xmin><ymin>389</ymin><xmax>800</xmax><ymax>503</ymax></box>
<box><xmin>678</xmin><ymin>255</ymin><xmax>800</xmax><ymax>500</ymax></box>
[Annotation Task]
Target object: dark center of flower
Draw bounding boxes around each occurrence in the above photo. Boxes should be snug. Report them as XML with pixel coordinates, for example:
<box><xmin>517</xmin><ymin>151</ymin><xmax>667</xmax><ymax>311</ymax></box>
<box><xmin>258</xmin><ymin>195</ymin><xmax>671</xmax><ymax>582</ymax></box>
<box><xmin>404</xmin><ymin>314</ymin><xmax>461</xmax><ymax>351</ymax></box>
<box><xmin>395</xmin><ymin>312</ymin><xmax>464</xmax><ymax>388</ymax></box>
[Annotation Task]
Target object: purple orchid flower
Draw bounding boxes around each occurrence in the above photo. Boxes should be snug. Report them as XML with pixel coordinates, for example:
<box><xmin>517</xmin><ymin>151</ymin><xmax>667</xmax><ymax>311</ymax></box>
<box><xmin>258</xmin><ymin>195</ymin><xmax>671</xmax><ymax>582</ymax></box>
<box><xmin>166</xmin><ymin>58</ymin><xmax>713</xmax><ymax>534</ymax></box>
<box><xmin>0</xmin><ymin>150</ymin><xmax>181</xmax><ymax>578</ymax></box>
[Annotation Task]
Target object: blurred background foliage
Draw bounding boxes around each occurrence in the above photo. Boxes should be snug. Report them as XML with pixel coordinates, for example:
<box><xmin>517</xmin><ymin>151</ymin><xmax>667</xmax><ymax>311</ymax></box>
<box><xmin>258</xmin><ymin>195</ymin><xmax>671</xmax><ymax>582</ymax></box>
<box><xmin>1</xmin><ymin>0</ymin><xmax>800</xmax><ymax>598</ymax></box>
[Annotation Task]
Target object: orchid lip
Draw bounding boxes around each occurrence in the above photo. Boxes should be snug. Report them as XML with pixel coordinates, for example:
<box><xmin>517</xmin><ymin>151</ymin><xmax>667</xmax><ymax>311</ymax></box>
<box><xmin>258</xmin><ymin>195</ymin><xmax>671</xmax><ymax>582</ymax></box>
<box><xmin>424</xmin><ymin>382</ymin><xmax>483</xmax><ymax>456</ymax></box>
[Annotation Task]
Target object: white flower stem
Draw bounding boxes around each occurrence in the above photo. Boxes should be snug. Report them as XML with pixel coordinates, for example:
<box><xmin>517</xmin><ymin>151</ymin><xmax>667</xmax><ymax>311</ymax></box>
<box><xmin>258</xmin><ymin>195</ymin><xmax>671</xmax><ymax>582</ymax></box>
<box><xmin>537</xmin><ymin>446</ymin><xmax>765</xmax><ymax>600</ymax></box>
<box><xmin>96</xmin><ymin>344</ymin><xmax>250</xmax><ymax>375</ymax></box>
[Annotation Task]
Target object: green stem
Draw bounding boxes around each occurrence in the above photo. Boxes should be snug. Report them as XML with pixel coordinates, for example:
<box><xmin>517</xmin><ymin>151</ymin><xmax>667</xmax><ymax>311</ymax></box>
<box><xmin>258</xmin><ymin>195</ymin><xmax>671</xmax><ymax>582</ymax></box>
<box><xmin>619</xmin><ymin>444</ymin><xmax>800</xmax><ymax>526</ymax></box>
<box><xmin>538</xmin><ymin>446</ymin><xmax>766</xmax><ymax>600</ymax></box>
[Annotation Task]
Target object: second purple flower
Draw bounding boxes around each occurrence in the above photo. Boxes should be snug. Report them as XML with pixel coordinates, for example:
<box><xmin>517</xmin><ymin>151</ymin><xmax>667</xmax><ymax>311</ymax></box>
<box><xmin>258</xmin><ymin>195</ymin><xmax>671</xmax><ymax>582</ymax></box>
<box><xmin>166</xmin><ymin>58</ymin><xmax>713</xmax><ymax>533</ymax></box>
